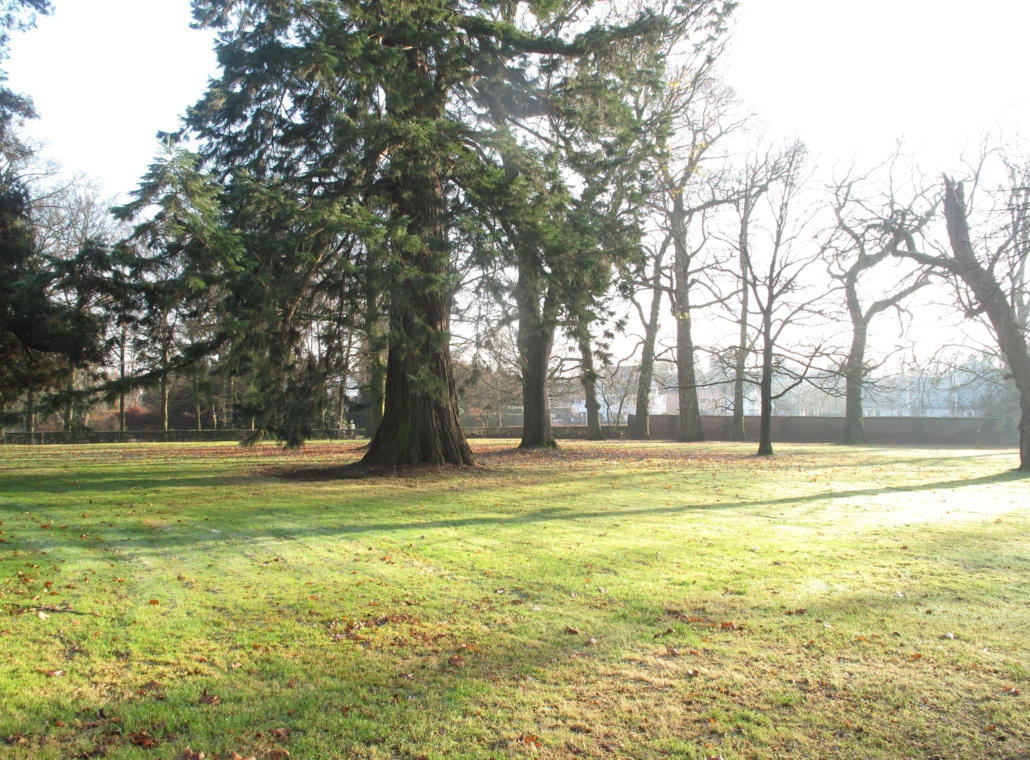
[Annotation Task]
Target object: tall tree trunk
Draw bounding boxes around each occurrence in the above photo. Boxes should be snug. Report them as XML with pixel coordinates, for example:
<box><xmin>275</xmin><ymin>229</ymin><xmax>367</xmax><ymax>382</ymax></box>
<box><xmin>364</xmin><ymin>289</ymin><xmax>387</xmax><ymax>439</ymax></box>
<box><xmin>841</xmin><ymin>320</ymin><xmax>869</xmax><ymax>444</ymax></box>
<box><xmin>119</xmin><ymin>329</ymin><xmax>126</xmax><ymax>433</ymax></box>
<box><xmin>577</xmin><ymin>326</ymin><xmax>603</xmax><ymax>440</ymax></box>
<box><xmin>64</xmin><ymin>370</ymin><xmax>74</xmax><ymax>431</ymax></box>
<box><xmin>362</xmin><ymin>286</ymin><xmax>474</xmax><ymax>466</ymax></box>
<box><xmin>671</xmin><ymin>202</ymin><xmax>705</xmax><ymax>442</ymax></box>
<box><xmin>362</xmin><ymin>45</ymin><xmax>474</xmax><ymax>467</ymax></box>
<box><xmin>731</xmin><ymin>245</ymin><xmax>750</xmax><ymax>441</ymax></box>
<box><xmin>516</xmin><ymin>258</ymin><xmax>558</xmax><ymax>448</ymax></box>
<box><xmin>632</xmin><ymin>249</ymin><xmax>666</xmax><ymax>440</ymax></box>
<box><xmin>757</xmin><ymin>316</ymin><xmax>774</xmax><ymax>456</ymax></box>
<box><xmin>161</xmin><ymin>345</ymin><xmax>170</xmax><ymax>433</ymax></box>
<box><xmin>26</xmin><ymin>380</ymin><xmax>35</xmax><ymax>436</ymax></box>
<box><xmin>941</xmin><ymin>178</ymin><xmax>1030</xmax><ymax>470</ymax></box>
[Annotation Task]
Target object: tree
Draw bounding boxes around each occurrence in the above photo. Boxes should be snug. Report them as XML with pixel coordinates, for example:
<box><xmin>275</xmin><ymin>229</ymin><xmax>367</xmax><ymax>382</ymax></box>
<box><xmin>735</xmin><ymin>140</ymin><xmax>829</xmax><ymax>456</ymax></box>
<box><xmin>823</xmin><ymin>159</ymin><xmax>933</xmax><ymax>444</ymax></box>
<box><xmin>0</xmin><ymin>0</ymin><xmax>51</xmax><ymax>138</ymax></box>
<box><xmin>894</xmin><ymin>156</ymin><xmax>1030</xmax><ymax>470</ymax></box>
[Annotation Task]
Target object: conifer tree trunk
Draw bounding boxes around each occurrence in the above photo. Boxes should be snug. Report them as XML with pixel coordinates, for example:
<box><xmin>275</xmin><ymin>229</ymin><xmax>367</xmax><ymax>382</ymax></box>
<box><xmin>577</xmin><ymin>328</ymin><xmax>603</xmax><ymax>440</ymax></box>
<box><xmin>64</xmin><ymin>370</ymin><xmax>73</xmax><ymax>431</ymax></box>
<box><xmin>518</xmin><ymin>278</ymin><xmax>558</xmax><ymax>448</ymax></box>
<box><xmin>119</xmin><ymin>329</ymin><xmax>126</xmax><ymax>433</ymax></box>
<box><xmin>161</xmin><ymin>345</ymin><xmax>169</xmax><ymax>432</ymax></box>
<box><xmin>26</xmin><ymin>381</ymin><xmax>34</xmax><ymax>436</ymax></box>
<box><xmin>363</xmin><ymin>48</ymin><xmax>474</xmax><ymax>467</ymax></box>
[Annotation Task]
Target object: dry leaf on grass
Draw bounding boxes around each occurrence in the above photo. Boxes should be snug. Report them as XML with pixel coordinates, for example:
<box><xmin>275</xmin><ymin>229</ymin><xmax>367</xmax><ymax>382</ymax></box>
<box><xmin>448</xmin><ymin>654</ymin><xmax>465</xmax><ymax>668</ymax></box>
<box><xmin>516</xmin><ymin>734</ymin><xmax>542</xmax><ymax>748</ymax></box>
<box><xmin>129</xmin><ymin>731</ymin><xmax>158</xmax><ymax>748</ymax></box>
<box><xmin>182</xmin><ymin>747</ymin><xmax>206</xmax><ymax>760</ymax></box>
<box><xmin>564</xmin><ymin>626</ymin><xmax>579</xmax><ymax>635</ymax></box>
<box><xmin>199</xmin><ymin>689</ymin><xmax>221</xmax><ymax>705</ymax></box>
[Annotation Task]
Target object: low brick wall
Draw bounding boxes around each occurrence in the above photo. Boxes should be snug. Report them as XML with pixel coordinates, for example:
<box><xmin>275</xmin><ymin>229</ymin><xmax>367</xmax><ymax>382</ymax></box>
<box><xmin>0</xmin><ymin>429</ymin><xmax>365</xmax><ymax>445</ymax></box>
<box><xmin>631</xmin><ymin>414</ymin><xmax>1018</xmax><ymax>447</ymax></box>
<box><xmin>463</xmin><ymin>425</ymin><xmax>629</xmax><ymax>440</ymax></box>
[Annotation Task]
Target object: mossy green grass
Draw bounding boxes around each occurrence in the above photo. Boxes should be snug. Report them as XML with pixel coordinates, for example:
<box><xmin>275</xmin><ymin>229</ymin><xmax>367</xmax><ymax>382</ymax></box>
<box><xmin>0</xmin><ymin>440</ymin><xmax>1027</xmax><ymax>759</ymax></box>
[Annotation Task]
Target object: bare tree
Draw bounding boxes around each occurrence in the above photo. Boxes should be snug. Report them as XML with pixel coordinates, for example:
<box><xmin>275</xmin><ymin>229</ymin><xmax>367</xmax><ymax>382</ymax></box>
<box><xmin>737</xmin><ymin>140</ymin><xmax>832</xmax><ymax>456</ymax></box>
<box><xmin>823</xmin><ymin>157</ymin><xmax>935</xmax><ymax>444</ymax></box>
<box><xmin>894</xmin><ymin>147</ymin><xmax>1030</xmax><ymax>470</ymax></box>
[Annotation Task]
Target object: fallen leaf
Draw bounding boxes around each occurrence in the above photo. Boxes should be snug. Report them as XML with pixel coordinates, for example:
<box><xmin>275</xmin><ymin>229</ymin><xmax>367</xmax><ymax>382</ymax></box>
<box><xmin>517</xmin><ymin>734</ymin><xmax>542</xmax><ymax>748</ymax></box>
<box><xmin>271</xmin><ymin>728</ymin><xmax>290</xmax><ymax>741</ymax></box>
<box><xmin>269</xmin><ymin>750</ymin><xmax>290</xmax><ymax>760</ymax></box>
<box><xmin>666</xmin><ymin>647</ymin><xmax>681</xmax><ymax>656</ymax></box>
<box><xmin>1002</xmin><ymin>687</ymin><xmax>1021</xmax><ymax>696</ymax></box>
<box><xmin>448</xmin><ymin>654</ymin><xmax>465</xmax><ymax>668</ymax></box>
<box><xmin>129</xmin><ymin>731</ymin><xmax>158</xmax><ymax>748</ymax></box>
<box><xmin>199</xmin><ymin>689</ymin><xmax>221</xmax><ymax>705</ymax></box>
<box><xmin>687</xmin><ymin>668</ymin><xmax>700</xmax><ymax>677</ymax></box>
<box><xmin>721</xmin><ymin>621</ymin><xmax>736</xmax><ymax>630</ymax></box>
<box><xmin>142</xmin><ymin>680</ymin><xmax>162</xmax><ymax>691</ymax></box>
<box><xmin>228</xmin><ymin>754</ymin><xmax>257</xmax><ymax>760</ymax></box>
<box><xmin>148</xmin><ymin>599</ymin><xmax>160</xmax><ymax>605</ymax></box>
<box><xmin>4</xmin><ymin>735</ymin><xmax>29</xmax><ymax>746</ymax></box>
<box><xmin>564</xmin><ymin>626</ymin><xmax>579</xmax><ymax>635</ymax></box>
<box><xmin>182</xmin><ymin>747</ymin><xmax>206</xmax><ymax>760</ymax></box>
<box><xmin>909</xmin><ymin>653</ymin><xmax>923</xmax><ymax>661</ymax></box>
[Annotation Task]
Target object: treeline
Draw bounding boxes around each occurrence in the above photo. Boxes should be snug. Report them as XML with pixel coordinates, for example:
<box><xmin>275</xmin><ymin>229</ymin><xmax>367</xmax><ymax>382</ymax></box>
<box><xmin>1</xmin><ymin>0</ymin><xmax>1028</xmax><ymax>469</ymax></box>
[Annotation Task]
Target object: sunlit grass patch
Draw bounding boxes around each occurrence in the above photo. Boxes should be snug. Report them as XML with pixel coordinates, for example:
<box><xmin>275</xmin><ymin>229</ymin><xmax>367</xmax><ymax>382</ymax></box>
<box><xmin>0</xmin><ymin>440</ymin><xmax>1027</xmax><ymax>759</ymax></box>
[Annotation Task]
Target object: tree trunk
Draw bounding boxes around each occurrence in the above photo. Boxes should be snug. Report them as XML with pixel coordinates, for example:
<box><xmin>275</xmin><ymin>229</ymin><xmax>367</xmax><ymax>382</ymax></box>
<box><xmin>363</xmin><ymin>289</ymin><xmax>387</xmax><ymax>439</ymax></box>
<box><xmin>64</xmin><ymin>370</ymin><xmax>74</xmax><ymax>431</ymax></box>
<box><xmin>675</xmin><ymin>308</ymin><xmax>705</xmax><ymax>441</ymax></box>
<box><xmin>160</xmin><ymin>345</ymin><xmax>169</xmax><ymax>432</ymax></box>
<box><xmin>671</xmin><ymin>202</ymin><xmax>705</xmax><ymax>442</ymax></box>
<box><xmin>841</xmin><ymin>320</ymin><xmax>869</xmax><ymax>444</ymax></box>
<box><xmin>26</xmin><ymin>381</ymin><xmax>35</xmax><ymax>436</ymax></box>
<box><xmin>119</xmin><ymin>329</ymin><xmax>126</xmax><ymax>433</ymax></box>
<box><xmin>362</xmin><ymin>44</ymin><xmax>474</xmax><ymax>467</ymax></box>
<box><xmin>577</xmin><ymin>327</ymin><xmax>603</xmax><ymax>440</ymax></box>
<box><xmin>361</xmin><ymin>287</ymin><xmax>474</xmax><ymax>466</ymax></box>
<box><xmin>757</xmin><ymin>317</ymin><xmax>774</xmax><ymax>456</ymax></box>
<box><xmin>941</xmin><ymin>178</ymin><xmax>1030</xmax><ymax>470</ymax></box>
<box><xmin>632</xmin><ymin>260</ymin><xmax>664</xmax><ymax>440</ymax></box>
<box><xmin>731</xmin><ymin>245</ymin><xmax>750</xmax><ymax>441</ymax></box>
<box><xmin>517</xmin><ymin>271</ymin><xmax>558</xmax><ymax>448</ymax></box>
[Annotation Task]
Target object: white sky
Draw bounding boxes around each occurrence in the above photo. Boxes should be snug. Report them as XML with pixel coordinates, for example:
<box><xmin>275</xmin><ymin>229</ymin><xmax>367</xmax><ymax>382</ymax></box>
<box><xmin>6</xmin><ymin>0</ymin><xmax>1026</xmax><ymax>371</ymax></box>
<box><xmin>9</xmin><ymin>0</ymin><xmax>1030</xmax><ymax>197</ymax></box>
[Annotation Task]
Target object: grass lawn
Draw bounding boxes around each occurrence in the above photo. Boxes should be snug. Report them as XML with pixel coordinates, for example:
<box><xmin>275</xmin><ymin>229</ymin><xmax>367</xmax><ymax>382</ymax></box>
<box><xmin>0</xmin><ymin>440</ymin><xmax>1028</xmax><ymax>760</ymax></box>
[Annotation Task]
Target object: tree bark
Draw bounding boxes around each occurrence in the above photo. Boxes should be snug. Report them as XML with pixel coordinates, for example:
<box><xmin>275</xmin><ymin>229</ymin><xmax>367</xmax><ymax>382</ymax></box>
<box><xmin>64</xmin><ymin>370</ymin><xmax>73</xmax><ymax>431</ymax></box>
<box><xmin>577</xmin><ymin>327</ymin><xmax>604</xmax><ymax>440</ymax></box>
<box><xmin>362</xmin><ymin>285</ymin><xmax>474</xmax><ymax>466</ymax></box>
<box><xmin>632</xmin><ymin>250</ymin><xmax>666</xmax><ymax>440</ymax></box>
<box><xmin>941</xmin><ymin>179</ymin><xmax>1030</xmax><ymax>470</ymax></box>
<box><xmin>671</xmin><ymin>201</ymin><xmax>705</xmax><ymax>442</ymax></box>
<box><xmin>119</xmin><ymin>329</ymin><xmax>126</xmax><ymax>433</ymax></box>
<box><xmin>26</xmin><ymin>380</ymin><xmax>34</xmax><ymax>436</ymax></box>
<box><xmin>841</xmin><ymin>320</ymin><xmax>869</xmax><ymax>444</ymax></box>
<box><xmin>362</xmin><ymin>48</ymin><xmax>474</xmax><ymax>467</ymax></box>
<box><xmin>757</xmin><ymin>316</ymin><xmax>774</xmax><ymax>456</ymax></box>
<box><xmin>731</xmin><ymin>243</ymin><xmax>750</xmax><ymax>441</ymax></box>
<box><xmin>517</xmin><ymin>274</ymin><xmax>558</xmax><ymax>448</ymax></box>
<box><xmin>160</xmin><ymin>345</ymin><xmax>169</xmax><ymax>432</ymax></box>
